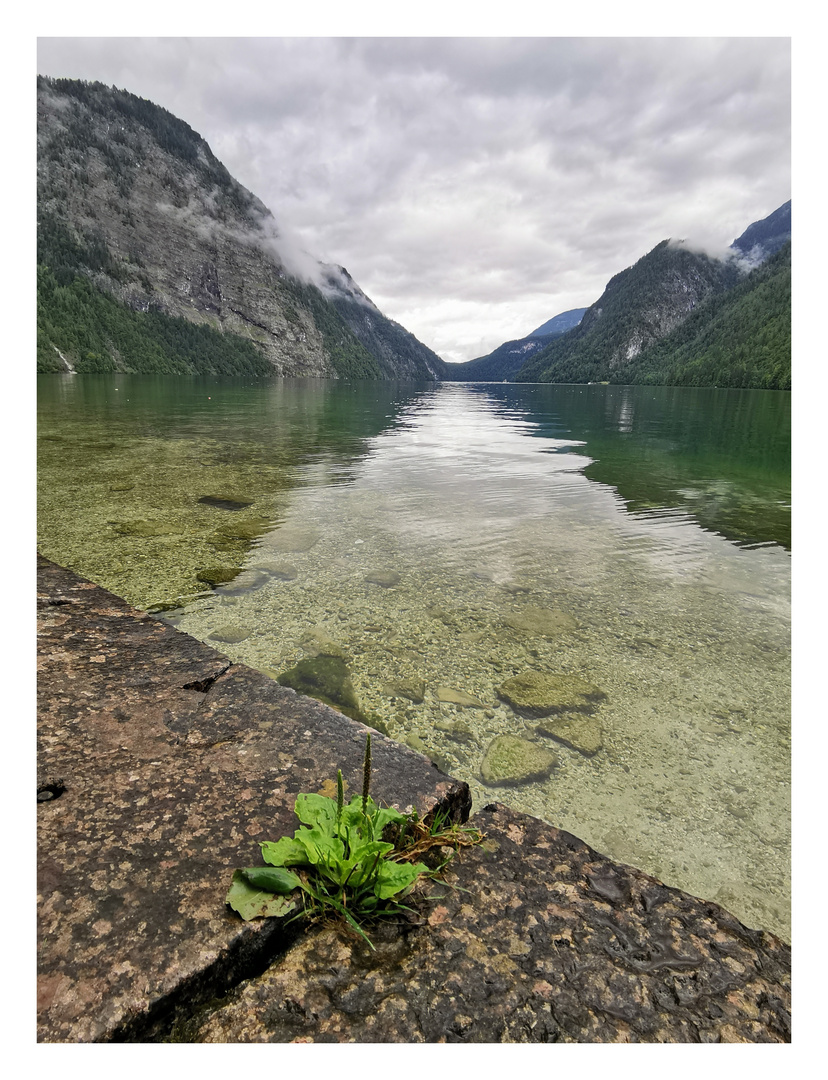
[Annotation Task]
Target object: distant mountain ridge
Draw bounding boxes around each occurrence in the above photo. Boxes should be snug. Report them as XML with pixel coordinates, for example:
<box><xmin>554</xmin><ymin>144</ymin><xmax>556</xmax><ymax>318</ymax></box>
<box><xmin>730</xmin><ymin>199</ymin><xmax>791</xmax><ymax>265</ymax></box>
<box><xmin>450</xmin><ymin>201</ymin><xmax>791</xmax><ymax>390</ymax></box>
<box><xmin>36</xmin><ymin>76</ymin><xmax>446</xmax><ymax>379</ymax></box>
<box><xmin>443</xmin><ymin>307</ymin><xmax>587</xmax><ymax>381</ymax></box>
<box><xmin>528</xmin><ymin>308</ymin><xmax>587</xmax><ymax>338</ymax></box>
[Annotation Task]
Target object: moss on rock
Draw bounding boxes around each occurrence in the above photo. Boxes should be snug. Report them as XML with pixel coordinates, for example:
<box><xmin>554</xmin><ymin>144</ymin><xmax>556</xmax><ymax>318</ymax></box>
<box><xmin>480</xmin><ymin>735</ymin><xmax>558</xmax><ymax>786</ymax></box>
<box><xmin>276</xmin><ymin>655</ymin><xmax>366</xmax><ymax>724</ymax></box>
<box><xmin>497</xmin><ymin>671</ymin><xmax>606</xmax><ymax>717</ymax></box>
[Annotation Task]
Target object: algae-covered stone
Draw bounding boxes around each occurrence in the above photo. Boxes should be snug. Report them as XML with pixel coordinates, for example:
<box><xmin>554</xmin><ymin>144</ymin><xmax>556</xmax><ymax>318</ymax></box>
<box><xmin>197</xmin><ymin>567</ymin><xmax>243</xmax><ymax>588</ymax></box>
<box><xmin>214</xmin><ymin>516</ymin><xmax>272</xmax><ymax>543</ymax></box>
<box><xmin>198</xmin><ymin>495</ymin><xmax>254</xmax><ymax>511</ymax></box>
<box><xmin>536</xmin><ymin>714</ymin><xmax>603</xmax><ymax>757</ymax></box>
<box><xmin>275</xmin><ymin>655</ymin><xmax>365</xmax><ymax>723</ymax></box>
<box><xmin>436</xmin><ymin>686</ymin><xmax>484</xmax><ymax>708</ymax></box>
<box><xmin>503</xmin><ymin>606</ymin><xmax>577</xmax><ymax>636</ymax></box>
<box><xmin>383</xmin><ymin>677</ymin><xmax>426</xmax><ymax>704</ymax></box>
<box><xmin>497</xmin><ymin>671</ymin><xmax>606</xmax><ymax>716</ymax></box>
<box><xmin>299</xmin><ymin>627</ymin><xmax>347</xmax><ymax>659</ymax></box>
<box><xmin>480</xmin><ymin>735</ymin><xmax>558</xmax><ymax>786</ymax></box>
<box><xmin>365</xmin><ymin>569</ymin><xmax>401</xmax><ymax>588</ymax></box>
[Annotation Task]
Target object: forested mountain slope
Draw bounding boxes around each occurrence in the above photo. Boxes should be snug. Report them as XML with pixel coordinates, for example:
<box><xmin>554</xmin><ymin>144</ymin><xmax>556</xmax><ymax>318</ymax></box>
<box><xmin>515</xmin><ymin>240</ymin><xmax>742</xmax><ymax>384</ymax></box>
<box><xmin>615</xmin><ymin>242</ymin><xmax>790</xmax><ymax>389</ymax></box>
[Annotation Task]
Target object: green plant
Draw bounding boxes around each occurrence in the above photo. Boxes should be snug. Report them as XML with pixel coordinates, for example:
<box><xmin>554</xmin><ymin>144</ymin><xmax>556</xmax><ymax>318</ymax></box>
<box><xmin>226</xmin><ymin>734</ymin><xmax>482</xmax><ymax>947</ymax></box>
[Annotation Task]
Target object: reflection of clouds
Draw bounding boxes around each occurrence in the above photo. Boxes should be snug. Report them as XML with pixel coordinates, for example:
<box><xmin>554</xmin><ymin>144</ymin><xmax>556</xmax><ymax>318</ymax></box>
<box><xmin>357</xmin><ymin>384</ymin><xmax>591</xmax><ymax>516</ymax></box>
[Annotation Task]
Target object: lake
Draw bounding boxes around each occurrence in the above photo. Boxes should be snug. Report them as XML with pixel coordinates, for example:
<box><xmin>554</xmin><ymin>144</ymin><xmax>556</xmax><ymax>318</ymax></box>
<box><xmin>37</xmin><ymin>375</ymin><xmax>791</xmax><ymax>940</ymax></box>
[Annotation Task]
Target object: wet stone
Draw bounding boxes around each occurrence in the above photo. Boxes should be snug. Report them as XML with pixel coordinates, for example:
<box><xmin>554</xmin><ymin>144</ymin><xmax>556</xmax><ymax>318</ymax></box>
<box><xmin>497</xmin><ymin>670</ymin><xmax>606</xmax><ymax>717</ymax></box>
<box><xmin>436</xmin><ymin>686</ymin><xmax>484</xmax><ymax>708</ymax></box>
<box><xmin>536</xmin><ymin>713</ymin><xmax>604</xmax><ymax>756</ymax></box>
<box><xmin>503</xmin><ymin>605</ymin><xmax>577</xmax><ymax>636</ymax></box>
<box><xmin>382</xmin><ymin>677</ymin><xmax>426</xmax><ymax>704</ymax></box>
<box><xmin>480</xmin><ymin>735</ymin><xmax>558</xmax><ymax>785</ymax></box>
<box><xmin>365</xmin><ymin>570</ymin><xmax>402</xmax><ymax>588</ymax></box>
<box><xmin>196</xmin><ymin>567</ymin><xmax>243</xmax><ymax>588</ymax></box>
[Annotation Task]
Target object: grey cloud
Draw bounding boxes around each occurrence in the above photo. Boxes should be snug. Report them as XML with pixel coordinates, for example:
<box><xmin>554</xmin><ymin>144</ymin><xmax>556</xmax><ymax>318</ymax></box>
<box><xmin>36</xmin><ymin>36</ymin><xmax>790</xmax><ymax>363</ymax></box>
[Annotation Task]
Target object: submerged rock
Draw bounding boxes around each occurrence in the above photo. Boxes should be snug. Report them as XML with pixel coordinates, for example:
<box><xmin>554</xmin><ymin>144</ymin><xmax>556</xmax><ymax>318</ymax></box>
<box><xmin>299</xmin><ymin>627</ymin><xmax>347</xmax><ymax>659</ymax></box>
<box><xmin>503</xmin><ymin>606</ymin><xmax>577</xmax><ymax>636</ymax></box>
<box><xmin>383</xmin><ymin>677</ymin><xmax>426</xmax><ymax>704</ymax></box>
<box><xmin>267</xmin><ymin>527</ymin><xmax>320</xmax><ymax>553</ymax></box>
<box><xmin>480</xmin><ymin>735</ymin><xmax>558</xmax><ymax>785</ymax></box>
<box><xmin>536</xmin><ymin>714</ymin><xmax>603</xmax><ymax>756</ymax></box>
<box><xmin>197</xmin><ymin>567</ymin><xmax>243</xmax><ymax>588</ymax></box>
<box><xmin>220</xmin><ymin>569</ymin><xmax>270</xmax><ymax>595</ymax></box>
<box><xmin>253</xmin><ymin>560</ymin><xmax>298</xmax><ymax>580</ymax></box>
<box><xmin>497</xmin><ymin>671</ymin><xmax>606</xmax><ymax>717</ymax></box>
<box><xmin>365</xmin><ymin>569</ymin><xmax>402</xmax><ymax>588</ymax></box>
<box><xmin>213</xmin><ymin>516</ymin><xmax>272</xmax><ymax>543</ymax></box>
<box><xmin>275</xmin><ymin>655</ymin><xmax>365</xmax><ymax>723</ymax></box>
<box><xmin>436</xmin><ymin>686</ymin><xmax>484</xmax><ymax>708</ymax></box>
<box><xmin>198</xmin><ymin>495</ymin><xmax>254</xmax><ymax>511</ymax></box>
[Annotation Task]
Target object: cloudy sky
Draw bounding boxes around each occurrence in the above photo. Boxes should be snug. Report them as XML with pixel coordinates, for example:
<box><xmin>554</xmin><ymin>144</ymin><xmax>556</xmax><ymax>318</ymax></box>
<box><xmin>36</xmin><ymin>35</ymin><xmax>791</xmax><ymax>363</ymax></box>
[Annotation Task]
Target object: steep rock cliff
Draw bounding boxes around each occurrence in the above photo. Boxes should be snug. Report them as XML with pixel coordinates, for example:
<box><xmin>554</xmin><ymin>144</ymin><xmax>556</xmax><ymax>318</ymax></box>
<box><xmin>37</xmin><ymin>77</ymin><xmax>445</xmax><ymax>379</ymax></box>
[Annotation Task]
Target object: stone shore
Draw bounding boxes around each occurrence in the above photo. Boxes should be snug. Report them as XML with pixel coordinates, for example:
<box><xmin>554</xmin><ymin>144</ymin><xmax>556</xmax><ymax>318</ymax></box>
<box><xmin>36</xmin><ymin>555</ymin><xmax>791</xmax><ymax>1043</ymax></box>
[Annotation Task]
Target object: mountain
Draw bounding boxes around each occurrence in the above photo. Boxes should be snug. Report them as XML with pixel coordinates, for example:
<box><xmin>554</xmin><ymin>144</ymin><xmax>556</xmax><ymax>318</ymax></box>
<box><xmin>446</xmin><ymin>202</ymin><xmax>791</xmax><ymax>390</ymax></box>
<box><xmin>36</xmin><ymin>77</ymin><xmax>446</xmax><ymax>379</ymax></box>
<box><xmin>613</xmin><ymin>241</ymin><xmax>790</xmax><ymax>389</ymax></box>
<box><xmin>515</xmin><ymin>239</ymin><xmax>743</xmax><ymax>384</ymax></box>
<box><xmin>730</xmin><ymin>199</ymin><xmax>791</xmax><ymax>265</ymax></box>
<box><xmin>528</xmin><ymin>308</ymin><xmax>587</xmax><ymax>337</ymax></box>
<box><xmin>443</xmin><ymin>307</ymin><xmax>587</xmax><ymax>381</ymax></box>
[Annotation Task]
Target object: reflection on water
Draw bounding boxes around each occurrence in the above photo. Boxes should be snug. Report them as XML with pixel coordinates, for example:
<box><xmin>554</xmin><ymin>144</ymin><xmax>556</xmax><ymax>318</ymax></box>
<box><xmin>37</xmin><ymin>376</ymin><xmax>791</xmax><ymax>941</ymax></box>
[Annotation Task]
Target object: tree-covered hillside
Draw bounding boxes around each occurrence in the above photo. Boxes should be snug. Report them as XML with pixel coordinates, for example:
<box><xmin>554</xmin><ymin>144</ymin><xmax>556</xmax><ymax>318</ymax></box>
<box><xmin>516</xmin><ymin>240</ymin><xmax>741</xmax><ymax>385</ymax></box>
<box><xmin>616</xmin><ymin>243</ymin><xmax>791</xmax><ymax>390</ymax></box>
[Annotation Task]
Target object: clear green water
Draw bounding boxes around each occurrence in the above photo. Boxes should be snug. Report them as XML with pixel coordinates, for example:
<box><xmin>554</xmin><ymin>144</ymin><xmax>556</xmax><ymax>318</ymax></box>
<box><xmin>38</xmin><ymin>375</ymin><xmax>791</xmax><ymax>941</ymax></box>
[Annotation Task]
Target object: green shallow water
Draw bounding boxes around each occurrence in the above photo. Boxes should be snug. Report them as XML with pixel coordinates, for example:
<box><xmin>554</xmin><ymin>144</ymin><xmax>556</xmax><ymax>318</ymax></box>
<box><xmin>38</xmin><ymin>375</ymin><xmax>791</xmax><ymax>941</ymax></box>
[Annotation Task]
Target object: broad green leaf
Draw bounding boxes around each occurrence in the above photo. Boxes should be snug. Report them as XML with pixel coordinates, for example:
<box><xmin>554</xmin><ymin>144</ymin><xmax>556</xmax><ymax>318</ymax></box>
<box><xmin>261</xmin><ymin>836</ymin><xmax>308</xmax><ymax>866</ymax></box>
<box><xmin>226</xmin><ymin>870</ymin><xmax>297</xmax><ymax>921</ymax></box>
<box><xmin>294</xmin><ymin>792</ymin><xmax>338</xmax><ymax>828</ymax></box>
<box><xmin>374</xmin><ymin>859</ymin><xmax>430</xmax><ymax>899</ymax></box>
<box><xmin>292</xmin><ymin>824</ymin><xmax>345</xmax><ymax>867</ymax></box>
<box><xmin>370</xmin><ymin>806</ymin><xmax>409</xmax><ymax>833</ymax></box>
<box><xmin>242</xmin><ymin>866</ymin><xmax>301</xmax><ymax>894</ymax></box>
